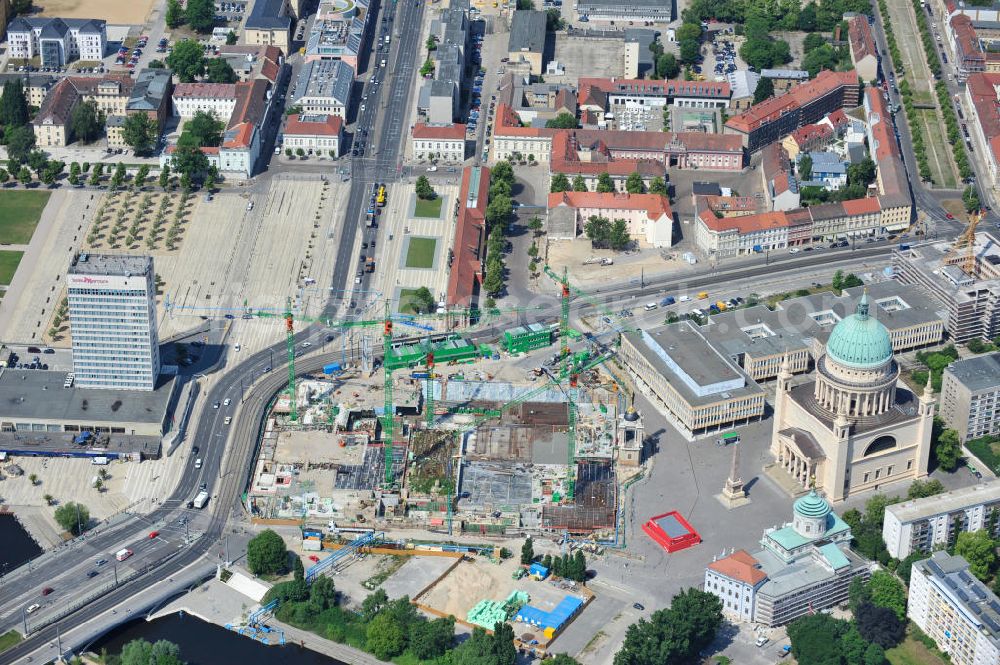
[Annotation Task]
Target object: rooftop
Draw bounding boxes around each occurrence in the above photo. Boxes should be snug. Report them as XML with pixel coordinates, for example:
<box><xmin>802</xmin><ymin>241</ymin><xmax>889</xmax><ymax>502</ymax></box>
<box><xmin>295</xmin><ymin>59</ymin><xmax>354</xmax><ymax>104</ymax></box>
<box><xmin>68</xmin><ymin>253</ymin><xmax>152</xmax><ymax>277</ymax></box>
<box><xmin>508</xmin><ymin>10</ymin><xmax>546</xmax><ymax>54</ymax></box>
<box><xmin>284</xmin><ymin>112</ymin><xmax>343</xmax><ymax>136</ymax></box>
<box><xmin>0</xmin><ymin>369</ymin><xmax>174</xmax><ymax>428</ymax></box>
<box><xmin>887</xmin><ymin>481</ymin><xmax>1000</xmax><ymax>524</ymax></box>
<box><xmin>245</xmin><ymin>0</ymin><xmax>292</xmax><ymax>31</ymax></box>
<box><xmin>708</xmin><ymin>549</ymin><xmax>768</xmax><ymax>586</ymax></box>
<box><xmin>412</xmin><ymin>122</ymin><xmax>467</xmax><ymax>140</ymax></box>
<box><xmin>944</xmin><ymin>352</ymin><xmax>1000</xmax><ymax>392</ymax></box>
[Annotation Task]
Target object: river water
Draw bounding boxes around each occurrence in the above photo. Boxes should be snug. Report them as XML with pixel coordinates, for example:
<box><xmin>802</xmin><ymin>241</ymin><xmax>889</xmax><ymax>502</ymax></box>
<box><xmin>0</xmin><ymin>513</ymin><xmax>42</xmax><ymax>573</ymax></box>
<box><xmin>91</xmin><ymin>613</ymin><xmax>347</xmax><ymax>665</ymax></box>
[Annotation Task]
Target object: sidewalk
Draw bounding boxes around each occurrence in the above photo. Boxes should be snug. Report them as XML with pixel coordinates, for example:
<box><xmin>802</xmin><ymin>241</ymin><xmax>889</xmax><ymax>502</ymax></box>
<box><xmin>273</xmin><ymin>620</ymin><xmax>394</xmax><ymax>665</ymax></box>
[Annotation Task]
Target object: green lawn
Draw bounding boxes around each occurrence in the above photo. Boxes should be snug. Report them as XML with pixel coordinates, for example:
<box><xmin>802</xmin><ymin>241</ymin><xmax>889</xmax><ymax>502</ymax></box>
<box><xmin>886</xmin><ymin>635</ymin><xmax>948</xmax><ymax>665</ymax></box>
<box><xmin>0</xmin><ymin>250</ymin><xmax>24</xmax><ymax>285</ymax></box>
<box><xmin>405</xmin><ymin>237</ymin><xmax>437</xmax><ymax>269</ymax></box>
<box><xmin>0</xmin><ymin>190</ymin><xmax>50</xmax><ymax>245</ymax></box>
<box><xmin>398</xmin><ymin>288</ymin><xmax>424</xmax><ymax>315</ymax></box>
<box><xmin>0</xmin><ymin>630</ymin><xmax>23</xmax><ymax>653</ymax></box>
<box><xmin>413</xmin><ymin>196</ymin><xmax>443</xmax><ymax>218</ymax></box>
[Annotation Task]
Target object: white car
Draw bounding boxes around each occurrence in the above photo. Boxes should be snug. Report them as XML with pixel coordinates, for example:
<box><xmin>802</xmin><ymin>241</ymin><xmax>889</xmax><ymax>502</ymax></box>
<box><xmin>301</xmin><ymin>342</ymin><xmax>312</xmax><ymax>347</ymax></box>
<box><xmin>223</xmin><ymin>398</ymin><xmax>231</xmax><ymax>406</ymax></box>
<box><xmin>26</xmin><ymin>603</ymin><xmax>40</xmax><ymax>614</ymax></box>
<box><xmin>224</xmin><ymin>416</ymin><xmax>232</xmax><ymax>425</ymax></box>
<box><xmin>195</xmin><ymin>458</ymin><xmax>202</xmax><ymax>469</ymax></box>
<box><xmin>234</xmin><ymin>344</ymin><xmax>241</xmax><ymax>352</ymax></box>
<box><xmin>427</xmin><ymin>166</ymin><xmax>438</xmax><ymax>172</ymax></box>
<box><xmin>789</xmin><ymin>247</ymin><xmax>800</xmax><ymax>254</ymax></box>
<box><xmin>679</xmin><ymin>295</ymin><xmax>692</xmax><ymax>302</ymax></box>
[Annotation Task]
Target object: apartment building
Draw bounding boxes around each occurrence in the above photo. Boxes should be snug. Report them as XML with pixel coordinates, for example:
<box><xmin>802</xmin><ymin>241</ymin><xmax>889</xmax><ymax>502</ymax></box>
<box><xmin>963</xmin><ymin>73</ymin><xmax>1000</xmax><ymax>193</ymax></box>
<box><xmin>546</xmin><ymin>191</ymin><xmax>673</xmax><ymax>247</ymax></box>
<box><xmin>908</xmin><ymin>552</ymin><xmax>1000</xmax><ymax>665</ymax></box>
<box><xmin>575</xmin><ymin>0</ymin><xmax>673</xmax><ymax>23</ymax></box>
<box><xmin>883</xmin><ymin>481</ymin><xmax>1000</xmax><ymax>559</ymax></box>
<box><xmin>847</xmin><ymin>15</ymin><xmax>879</xmax><ymax>83</ymax></box>
<box><xmin>171</xmin><ymin>83</ymin><xmax>238</xmax><ymax>120</ymax></box>
<box><xmin>892</xmin><ymin>233</ymin><xmax>1000</xmax><ymax>343</ymax></box>
<box><xmin>283</xmin><ymin>112</ymin><xmax>343</xmax><ymax>157</ymax></box>
<box><xmin>294</xmin><ymin>59</ymin><xmax>353</xmax><ymax>118</ymax></box>
<box><xmin>507</xmin><ymin>10</ymin><xmax>546</xmax><ymax>75</ymax></box>
<box><xmin>32</xmin><ymin>74</ymin><xmax>133</xmax><ymax>147</ymax></box>
<box><xmin>6</xmin><ymin>17</ymin><xmax>106</xmax><ymax>67</ymax></box>
<box><xmin>940</xmin><ymin>353</ymin><xmax>1000</xmax><ymax>441</ymax></box>
<box><xmin>411</xmin><ymin>123</ymin><xmax>467</xmax><ymax>162</ymax></box>
<box><xmin>724</xmin><ymin>69</ymin><xmax>859</xmax><ymax>153</ymax></box>
<box><xmin>577</xmin><ymin>77</ymin><xmax>731</xmax><ymax>111</ymax></box>
<box><xmin>244</xmin><ymin>0</ymin><xmax>292</xmax><ymax>49</ymax></box>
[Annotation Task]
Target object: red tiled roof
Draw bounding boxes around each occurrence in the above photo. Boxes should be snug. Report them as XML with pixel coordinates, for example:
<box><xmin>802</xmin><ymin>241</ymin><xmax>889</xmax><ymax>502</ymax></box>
<box><xmin>841</xmin><ymin>196</ymin><xmax>881</xmax><ymax>215</ymax></box>
<box><xmin>865</xmin><ymin>87</ymin><xmax>900</xmax><ymax>162</ymax></box>
<box><xmin>550</xmin><ymin>131</ymin><xmax>664</xmax><ymax>177</ymax></box>
<box><xmin>284</xmin><ymin>113</ymin><xmax>343</xmax><ymax>136</ymax></box>
<box><xmin>165</xmin><ymin>145</ymin><xmax>220</xmax><ymax>155</ymax></box>
<box><xmin>848</xmin><ymin>16</ymin><xmax>878</xmax><ymax>62</ymax></box>
<box><xmin>547</xmin><ymin>191</ymin><xmax>673</xmax><ymax>221</ymax></box>
<box><xmin>789</xmin><ymin>122</ymin><xmax>834</xmax><ymax>147</ymax></box>
<box><xmin>412</xmin><ymin>123</ymin><xmax>467</xmax><ymax>140</ymax></box>
<box><xmin>173</xmin><ymin>82</ymin><xmax>237</xmax><ymax>99</ymax></box>
<box><xmin>726</xmin><ymin>70</ymin><xmax>857</xmax><ymax>133</ymax></box>
<box><xmin>260</xmin><ymin>58</ymin><xmax>280</xmax><ymax>84</ymax></box>
<box><xmin>228</xmin><ymin>79</ymin><xmax>269</xmax><ymax>129</ymax></box>
<box><xmin>825</xmin><ymin>108</ymin><xmax>849</xmax><ymax>129</ymax></box>
<box><xmin>578</xmin><ymin>77</ymin><xmax>731</xmax><ymax>100</ymax></box>
<box><xmin>446</xmin><ymin>166</ymin><xmax>491</xmax><ymax>306</ymax></box>
<box><xmin>951</xmin><ymin>15</ymin><xmax>984</xmax><ymax>65</ymax></box>
<box><xmin>494</xmin><ymin>103</ymin><xmax>557</xmax><ymax>137</ymax></box>
<box><xmin>966</xmin><ymin>73</ymin><xmax>1000</xmax><ymax>168</ymax></box>
<box><xmin>708</xmin><ymin>550</ymin><xmax>768</xmax><ymax>585</ymax></box>
<box><xmin>698</xmin><ymin>194</ymin><xmax>759</xmax><ymax>214</ymax></box>
<box><xmin>224</xmin><ymin>122</ymin><xmax>254</xmax><ymax>149</ymax></box>
<box><xmin>699</xmin><ymin>209</ymin><xmax>789</xmax><ymax>234</ymax></box>
<box><xmin>33</xmin><ymin>78</ymin><xmax>80</xmax><ymax>125</ymax></box>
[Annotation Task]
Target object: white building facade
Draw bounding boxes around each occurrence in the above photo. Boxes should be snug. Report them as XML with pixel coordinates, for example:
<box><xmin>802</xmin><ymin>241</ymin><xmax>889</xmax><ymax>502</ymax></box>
<box><xmin>882</xmin><ymin>481</ymin><xmax>1000</xmax><ymax>559</ymax></box>
<box><xmin>67</xmin><ymin>254</ymin><xmax>161</xmax><ymax>391</ymax></box>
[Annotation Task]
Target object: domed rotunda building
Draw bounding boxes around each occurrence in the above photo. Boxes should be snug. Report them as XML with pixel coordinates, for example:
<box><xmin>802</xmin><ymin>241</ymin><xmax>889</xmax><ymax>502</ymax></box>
<box><xmin>769</xmin><ymin>291</ymin><xmax>935</xmax><ymax>501</ymax></box>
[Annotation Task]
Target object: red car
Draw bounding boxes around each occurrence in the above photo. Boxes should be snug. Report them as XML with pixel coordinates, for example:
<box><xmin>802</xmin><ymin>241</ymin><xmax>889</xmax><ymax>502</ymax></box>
<box><xmin>41</xmin><ymin>587</ymin><xmax>54</xmax><ymax>596</ymax></box>
<box><xmin>308</xmin><ymin>555</ymin><xmax>320</xmax><ymax>563</ymax></box>
<box><xmin>946</xmin><ymin>213</ymin><xmax>954</xmax><ymax>219</ymax></box>
<box><xmin>149</xmin><ymin>530</ymin><xmax>159</xmax><ymax>539</ymax></box>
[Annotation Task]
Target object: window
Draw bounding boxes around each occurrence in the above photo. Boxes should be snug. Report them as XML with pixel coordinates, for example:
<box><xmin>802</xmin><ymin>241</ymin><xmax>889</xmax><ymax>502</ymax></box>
<box><xmin>864</xmin><ymin>435</ymin><xmax>897</xmax><ymax>457</ymax></box>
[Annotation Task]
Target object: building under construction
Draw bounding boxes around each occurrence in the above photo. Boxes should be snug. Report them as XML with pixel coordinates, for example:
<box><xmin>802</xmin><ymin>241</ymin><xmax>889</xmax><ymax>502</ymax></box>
<box><xmin>893</xmin><ymin>232</ymin><xmax>1000</xmax><ymax>342</ymax></box>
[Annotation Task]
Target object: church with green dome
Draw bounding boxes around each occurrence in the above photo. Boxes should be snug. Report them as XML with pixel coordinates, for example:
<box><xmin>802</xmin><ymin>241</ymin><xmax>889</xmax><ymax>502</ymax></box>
<box><xmin>768</xmin><ymin>291</ymin><xmax>936</xmax><ymax>502</ymax></box>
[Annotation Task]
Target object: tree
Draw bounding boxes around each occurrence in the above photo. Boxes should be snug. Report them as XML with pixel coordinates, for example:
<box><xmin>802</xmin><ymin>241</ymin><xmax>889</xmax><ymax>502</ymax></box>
<box><xmin>545</xmin><ymin>112</ymin><xmax>578</xmax><ymax>129</ymax></box>
<box><xmin>309</xmin><ymin>574</ymin><xmax>336</xmax><ymax>610</ymax></box>
<box><xmin>855</xmin><ymin>602</ymin><xmax>905</xmax><ymax>649</ymax></box>
<box><xmin>897</xmin><ymin>550</ymin><xmax>929</xmax><ymax>585</ymax></box>
<box><xmin>907</xmin><ymin>478</ymin><xmax>945</xmax><ymax>499</ymax></box>
<box><xmin>516</xmin><ymin>0</ymin><xmax>534</xmax><ymax>6</ymax></box>
<box><xmin>361</xmin><ymin>588</ymin><xmax>388</xmax><ymax>621</ymax></box>
<box><xmin>246</xmin><ymin>529</ymin><xmax>288</xmax><ymax>575</ymax></box>
<box><xmin>121</xmin><ymin>113</ymin><xmax>158</xmax><ymax>155</ymax></box>
<box><xmin>786</xmin><ymin>614</ymin><xmax>846</xmax><ymax>665</ymax></box>
<box><xmin>549</xmin><ymin>656</ymin><xmax>581</xmax><ymax>665</ymax></box>
<box><xmin>934</xmin><ymin>427</ymin><xmax>962</xmax><ymax>471</ymax></box>
<box><xmin>0</xmin><ymin>79</ymin><xmax>29</xmax><ymax>128</ymax></box>
<box><xmin>426</xmin><ymin>35</ymin><xmax>438</xmax><ymax>52</ymax></box>
<box><xmin>119</xmin><ymin>639</ymin><xmax>184</xmax><ymax>665</ymax></box>
<box><xmin>529</xmin><ymin>215</ymin><xmax>544</xmax><ymax>235</ymax></box>
<box><xmin>0</xmin><ymin>168</ymin><xmax>10</xmax><ymax>185</ymax></box>
<box><xmin>186</xmin><ymin>0</ymin><xmax>216</xmax><ymax>32</ymax></box>
<box><xmin>159</xmin><ymin>165</ymin><xmax>171</xmax><ymax>191</ymax></box>
<box><xmin>166</xmin><ymin>39</ymin><xmax>206</xmax><ymax>82</ymax></box>
<box><xmin>415</xmin><ymin>175</ymin><xmax>436</xmax><ymax>200</ymax></box>
<box><xmin>803</xmin><ymin>32</ymin><xmax>827</xmax><ymax>53</ymax></box>
<box><xmin>676</xmin><ymin>23</ymin><xmax>701</xmax><ymax>42</ymax></box>
<box><xmin>149</xmin><ymin>59</ymin><xmax>166</xmax><ymax>69</ymax></box>
<box><xmin>492</xmin><ymin>622</ymin><xmax>517</xmax><ymax>665</ymax></box>
<box><xmin>596</xmin><ymin>172</ymin><xmax>615</xmax><ymax>193</ymax></box>
<box><xmin>802</xmin><ymin>44</ymin><xmax>839</xmax><ymax>77</ymax></box>
<box><xmin>165</xmin><ymin>0</ymin><xmax>185</xmax><ymax>28</ymax></box>
<box><xmin>867</xmin><ymin>570</ymin><xmax>907</xmax><ymax>620</ymax></box>
<box><xmin>625</xmin><ymin>171</ymin><xmax>646</xmax><ymax>194</ymax></box>
<box><xmin>450</xmin><ymin>628</ymin><xmax>497</xmax><ymax>665</ymax></box>
<box><xmin>419</xmin><ymin>59</ymin><xmax>435</xmax><ymax>77</ymax></box>
<box><xmin>753</xmin><ymin>76</ymin><xmax>775</xmax><ymax>104</ymax></box>
<box><xmin>798</xmin><ymin>3</ymin><xmax>818</xmax><ymax>30</ymax></box>
<box><xmin>54</xmin><ymin>502</ymin><xmax>90</xmax><ymax>536</ymax></box>
<box><xmin>545</xmin><ymin>7</ymin><xmax>565</xmax><ymax>31</ymax></box>
<box><xmin>550</xmin><ymin>173</ymin><xmax>571</xmax><ymax>192</ymax></box>
<box><xmin>848</xmin><ymin>575</ymin><xmax>871</xmax><ymax>614</ymax></box>
<box><xmin>520</xmin><ymin>537</ymin><xmax>534</xmax><ymax>565</ymax></box>
<box><xmin>205</xmin><ymin>58</ymin><xmax>238</xmax><ymax>83</ymax></box>
<box><xmin>963</xmin><ymin>185</ymin><xmax>981</xmax><ymax>213</ymax></box>
<box><xmin>366</xmin><ymin>613</ymin><xmax>406</xmax><ymax>660</ymax></box>
<box><xmin>679</xmin><ymin>39</ymin><xmax>701</xmax><ymax>65</ymax></box>
<box><xmin>226</xmin><ymin>30</ymin><xmax>238</xmax><ymax>45</ymax></box>
<box><xmin>410</xmin><ymin>616</ymin><xmax>455</xmax><ymax>659</ymax></box>
<box><xmin>6</xmin><ymin>125</ymin><xmax>35</xmax><ymax>163</ymax></box>
<box><xmin>614</xmin><ymin>588</ymin><xmax>723</xmax><ymax>665</ymax></box>
<box><xmin>134</xmin><ymin>164</ymin><xmax>150</xmax><ymax>188</ymax></box>
<box><xmin>609</xmin><ymin>218</ymin><xmax>631</xmax><ymax>251</ymax></box>
<box><xmin>656</xmin><ymin>52</ymin><xmax>680</xmax><ymax>79</ymax></box>
<box><xmin>585</xmin><ymin>215</ymin><xmax>611</xmax><ymax>246</ymax></box>
<box><xmin>955</xmin><ymin>530</ymin><xmax>997</xmax><ymax>581</ymax></box>
<box><xmin>409</xmin><ymin>286</ymin><xmax>435</xmax><ymax>314</ymax></box>
<box><xmin>179</xmin><ymin>111</ymin><xmax>224</xmax><ymax>148</ymax></box>
<box><xmin>648</xmin><ymin>176</ymin><xmax>668</xmax><ymax>196</ymax></box>
<box><xmin>17</xmin><ymin>165</ymin><xmax>32</xmax><ymax>186</ymax></box>
<box><xmin>293</xmin><ymin>555</ymin><xmax>305</xmax><ymax>582</ymax></box>
<box><xmin>110</xmin><ymin>162</ymin><xmax>127</xmax><ymax>189</ymax></box>
<box><xmin>799</xmin><ymin>154</ymin><xmax>813</xmax><ymax>181</ymax></box>
<box><xmin>572</xmin><ymin>175</ymin><xmax>588</xmax><ymax>192</ymax></box>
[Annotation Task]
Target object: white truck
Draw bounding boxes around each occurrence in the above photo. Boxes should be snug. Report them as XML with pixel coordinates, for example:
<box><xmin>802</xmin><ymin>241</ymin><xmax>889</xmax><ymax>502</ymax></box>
<box><xmin>192</xmin><ymin>489</ymin><xmax>210</xmax><ymax>509</ymax></box>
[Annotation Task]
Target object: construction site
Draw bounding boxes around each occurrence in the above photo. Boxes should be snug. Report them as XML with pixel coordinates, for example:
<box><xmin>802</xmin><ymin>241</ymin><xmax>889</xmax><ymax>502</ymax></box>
<box><xmin>245</xmin><ymin>270</ymin><xmax>646</xmax><ymax>542</ymax></box>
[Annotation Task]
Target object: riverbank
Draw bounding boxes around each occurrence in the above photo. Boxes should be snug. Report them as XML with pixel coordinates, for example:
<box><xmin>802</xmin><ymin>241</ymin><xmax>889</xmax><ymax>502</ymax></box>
<box><xmin>0</xmin><ymin>512</ymin><xmax>43</xmax><ymax>571</ymax></box>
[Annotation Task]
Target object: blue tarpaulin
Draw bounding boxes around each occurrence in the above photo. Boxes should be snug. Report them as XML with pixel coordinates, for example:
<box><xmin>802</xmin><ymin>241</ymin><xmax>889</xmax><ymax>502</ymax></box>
<box><xmin>514</xmin><ymin>595</ymin><xmax>584</xmax><ymax>630</ymax></box>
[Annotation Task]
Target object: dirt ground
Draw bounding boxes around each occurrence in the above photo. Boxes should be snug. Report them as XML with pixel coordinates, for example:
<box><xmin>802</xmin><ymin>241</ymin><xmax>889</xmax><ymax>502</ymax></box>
<box><xmin>544</xmin><ymin>238</ymin><xmax>696</xmax><ymax>289</ymax></box>
<box><xmin>36</xmin><ymin>0</ymin><xmax>157</xmax><ymax>24</ymax></box>
<box><xmin>420</xmin><ymin>556</ymin><xmax>521</xmax><ymax>618</ymax></box>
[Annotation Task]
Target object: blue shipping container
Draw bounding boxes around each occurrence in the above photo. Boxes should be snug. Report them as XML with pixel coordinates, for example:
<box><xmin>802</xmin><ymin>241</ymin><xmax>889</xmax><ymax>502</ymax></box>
<box><xmin>323</xmin><ymin>363</ymin><xmax>342</xmax><ymax>374</ymax></box>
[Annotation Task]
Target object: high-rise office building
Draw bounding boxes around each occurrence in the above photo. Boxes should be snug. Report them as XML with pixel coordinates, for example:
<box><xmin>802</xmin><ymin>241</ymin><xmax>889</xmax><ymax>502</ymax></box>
<box><xmin>67</xmin><ymin>253</ymin><xmax>160</xmax><ymax>391</ymax></box>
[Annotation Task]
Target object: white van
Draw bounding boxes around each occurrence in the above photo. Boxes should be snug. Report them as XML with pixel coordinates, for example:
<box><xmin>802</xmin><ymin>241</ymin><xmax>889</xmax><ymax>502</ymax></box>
<box><xmin>115</xmin><ymin>548</ymin><xmax>133</xmax><ymax>562</ymax></box>
<box><xmin>644</xmin><ymin>303</ymin><xmax>658</xmax><ymax>311</ymax></box>
<box><xmin>195</xmin><ymin>458</ymin><xmax>203</xmax><ymax>469</ymax></box>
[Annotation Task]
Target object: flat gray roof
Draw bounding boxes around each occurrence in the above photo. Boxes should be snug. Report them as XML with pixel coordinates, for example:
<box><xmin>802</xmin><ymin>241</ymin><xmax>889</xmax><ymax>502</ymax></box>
<box><xmin>945</xmin><ymin>352</ymin><xmax>1000</xmax><ymax>393</ymax></box>
<box><xmin>509</xmin><ymin>10</ymin><xmax>546</xmax><ymax>54</ymax></box>
<box><xmin>0</xmin><ymin>369</ymin><xmax>174</xmax><ymax>428</ymax></box>
<box><xmin>701</xmin><ymin>281</ymin><xmax>943</xmax><ymax>361</ymax></box>
<box><xmin>755</xmin><ymin>544</ymin><xmax>867</xmax><ymax>599</ymax></box>
<box><xmin>887</xmin><ymin>481</ymin><xmax>1000</xmax><ymax>524</ymax></box>
<box><xmin>68</xmin><ymin>253</ymin><xmax>152</xmax><ymax>277</ymax></box>
<box><xmin>623</xmin><ymin>321</ymin><xmax>763</xmax><ymax>406</ymax></box>
<box><xmin>579</xmin><ymin>0</ymin><xmax>670</xmax><ymax>6</ymax></box>
<box><xmin>296</xmin><ymin>59</ymin><xmax>354</xmax><ymax>105</ymax></box>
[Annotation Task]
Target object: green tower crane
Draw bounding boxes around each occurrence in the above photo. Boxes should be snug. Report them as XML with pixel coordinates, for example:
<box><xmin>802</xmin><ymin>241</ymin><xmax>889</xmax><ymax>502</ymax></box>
<box><xmin>382</xmin><ymin>300</ymin><xmax>395</xmax><ymax>486</ymax></box>
<box><xmin>285</xmin><ymin>297</ymin><xmax>298</xmax><ymax>422</ymax></box>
